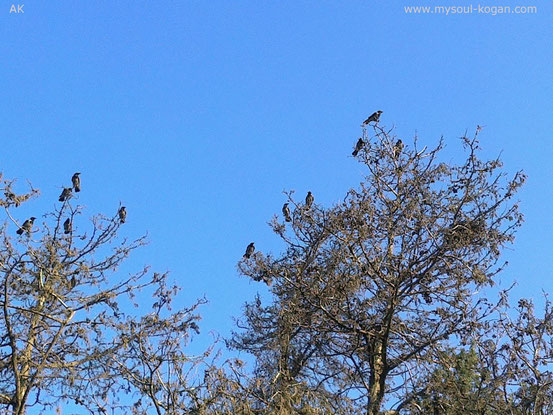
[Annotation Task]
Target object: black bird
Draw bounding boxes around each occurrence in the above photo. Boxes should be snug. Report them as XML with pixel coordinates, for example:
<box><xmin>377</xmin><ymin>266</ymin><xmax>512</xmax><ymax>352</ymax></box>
<box><xmin>282</xmin><ymin>203</ymin><xmax>292</xmax><ymax>222</ymax></box>
<box><xmin>72</xmin><ymin>173</ymin><xmax>81</xmax><ymax>192</ymax></box>
<box><xmin>189</xmin><ymin>322</ymin><xmax>200</xmax><ymax>335</ymax></box>
<box><xmin>244</xmin><ymin>242</ymin><xmax>255</xmax><ymax>259</ymax></box>
<box><xmin>393</xmin><ymin>139</ymin><xmax>404</xmax><ymax>158</ymax></box>
<box><xmin>59</xmin><ymin>187</ymin><xmax>72</xmax><ymax>202</ymax></box>
<box><xmin>63</xmin><ymin>218</ymin><xmax>72</xmax><ymax>234</ymax></box>
<box><xmin>118</xmin><ymin>206</ymin><xmax>127</xmax><ymax>223</ymax></box>
<box><xmin>70</xmin><ymin>275</ymin><xmax>77</xmax><ymax>289</ymax></box>
<box><xmin>305</xmin><ymin>191</ymin><xmax>314</xmax><ymax>209</ymax></box>
<box><xmin>17</xmin><ymin>217</ymin><xmax>36</xmax><ymax>235</ymax></box>
<box><xmin>423</xmin><ymin>290</ymin><xmax>432</xmax><ymax>304</ymax></box>
<box><xmin>363</xmin><ymin>110</ymin><xmax>383</xmax><ymax>125</ymax></box>
<box><xmin>352</xmin><ymin>138</ymin><xmax>364</xmax><ymax>156</ymax></box>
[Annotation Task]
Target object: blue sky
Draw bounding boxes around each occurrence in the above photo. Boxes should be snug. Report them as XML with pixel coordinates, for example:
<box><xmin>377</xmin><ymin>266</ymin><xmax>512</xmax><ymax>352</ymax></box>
<box><xmin>1</xmin><ymin>0</ymin><xmax>552</xmax><ymax>386</ymax></box>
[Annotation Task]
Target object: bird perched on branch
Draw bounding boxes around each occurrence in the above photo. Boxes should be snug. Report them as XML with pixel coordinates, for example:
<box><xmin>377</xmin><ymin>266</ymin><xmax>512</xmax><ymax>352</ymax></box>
<box><xmin>17</xmin><ymin>217</ymin><xmax>36</xmax><ymax>235</ymax></box>
<box><xmin>72</xmin><ymin>173</ymin><xmax>81</xmax><ymax>192</ymax></box>
<box><xmin>118</xmin><ymin>206</ymin><xmax>127</xmax><ymax>224</ymax></box>
<box><xmin>63</xmin><ymin>218</ymin><xmax>71</xmax><ymax>234</ymax></box>
<box><xmin>244</xmin><ymin>242</ymin><xmax>255</xmax><ymax>259</ymax></box>
<box><xmin>282</xmin><ymin>203</ymin><xmax>292</xmax><ymax>222</ymax></box>
<box><xmin>363</xmin><ymin>110</ymin><xmax>382</xmax><ymax>125</ymax></box>
<box><xmin>305</xmin><ymin>191</ymin><xmax>314</xmax><ymax>209</ymax></box>
<box><xmin>352</xmin><ymin>138</ymin><xmax>364</xmax><ymax>156</ymax></box>
<box><xmin>59</xmin><ymin>187</ymin><xmax>72</xmax><ymax>202</ymax></box>
<box><xmin>393</xmin><ymin>139</ymin><xmax>404</xmax><ymax>158</ymax></box>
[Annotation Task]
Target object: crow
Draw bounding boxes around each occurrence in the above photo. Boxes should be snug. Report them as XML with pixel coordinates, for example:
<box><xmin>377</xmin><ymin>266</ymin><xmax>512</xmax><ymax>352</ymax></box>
<box><xmin>363</xmin><ymin>110</ymin><xmax>382</xmax><ymax>125</ymax></box>
<box><xmin>352</xmin><ymin>138</ymin><xmax>364</xmax><ymax>156</ymax></box>
<box><xmin>244</xmin><ymin>242</ymin><xmax>255</xmax><ymax>259</ymax></box>
<box><xmin>63</xmin><ymin>218</ymin><xmax>71</xmax><ymax>234</ymax></box>
<box><xmin>394</xmin><ymin>139</ymin><xmax>404</xmax><ymax>158</ymax></box>
<box><xmin>423</xmin><ymin>291</ymin><xmax>432</xmax><ymax>304</ymax></box>
<box><xmin>17</xmin><ymin>217</ymin><xmax>36</xmax><ymax>235</ymax></box>
<box><xmin>282</xmin><ymin>203</ymin><xmax>292</xmax><ymax>222</ymax></box>
<box><xmin>59</xmin><ymin>187</ymin><xmax>72</xmax><ymax>202</ymax></box>
<box><xmin>72</xmin><ymin>173</ymin><xmax>81</xmax><ymax>192</ymax></box>
<box><xmin>118</xmin><ymin>206</ymin><xmax>127</xmax><ymax>224</ymax></box>
<box><xmin>305</xmin><ymin>191</ymin><xmax>314</xmax><ymax>209</ymax></box>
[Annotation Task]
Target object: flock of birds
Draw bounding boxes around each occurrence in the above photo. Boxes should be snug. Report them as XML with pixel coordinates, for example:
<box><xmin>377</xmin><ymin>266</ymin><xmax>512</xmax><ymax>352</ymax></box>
<box><xmin>242</xmin><ymin>190</ymin><xmax>315</xmax><ymax>260</ymax></box>
<box><xmin>15</xmin><ymin>172</ymin><xmax>127</xmax><ymax>237</ymax></box>
<box><xmin>242</xmin><ymin>111</ymin><xmax>397</xmax><ymax>260</ymax></box>
<box><xmin>353</xmin><ymin>110</ymin><xmax>403</xmax><ymax>158</ymax></box>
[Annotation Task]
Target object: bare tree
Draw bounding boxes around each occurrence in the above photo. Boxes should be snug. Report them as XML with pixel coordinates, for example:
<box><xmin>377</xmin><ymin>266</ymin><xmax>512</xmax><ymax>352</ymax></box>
<box><xmin>0</xmin><ymin>119</ymin><xmax>541</xmax><ymax>415</ymax></box>
<box><xmin>401</xmin><ymin>293</ymin><xmax>553</xmax><ymax>415</ymax></box>
<box><xmin>499</xmin><ymin>296</ymin><xmax>553</xmax><ymax>415</ymax></box>
<box><xmin>0</xmin><ymin>174</ymin><xmax>205</xmax><ymax>415</ymax></box>
<box><xmin>111</xmin><ymin>296</ymin><xmax>215</xmax><ymax>415</ymax></box>
<box><xmin>233</xmin><ymin>123</ymin><xmax>525</xmax><ymax>415</ymax></box>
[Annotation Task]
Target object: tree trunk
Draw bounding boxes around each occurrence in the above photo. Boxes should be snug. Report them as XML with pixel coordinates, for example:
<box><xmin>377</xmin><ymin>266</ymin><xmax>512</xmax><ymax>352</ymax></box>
<box><xmin>367</xmin><ymin>339</ymin><xmax>387</xmax><ymax>415</ymax></box>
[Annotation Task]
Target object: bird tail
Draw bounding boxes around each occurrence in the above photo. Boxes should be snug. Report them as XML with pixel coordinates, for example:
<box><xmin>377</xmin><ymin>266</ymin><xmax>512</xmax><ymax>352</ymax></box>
<box><xmin>75</xmin><ymin>186</ymin><xmax>80</xmax><ymax>192</ymax></box>
<box><xmin>352</xmin><ymin>149</ymin><xmax>358</xmax><ymax>156</ymax></box>
<box><xmin>16</xmin><ymin>228</ymin><xmax>23</xmax><ymax>235</ymax></box>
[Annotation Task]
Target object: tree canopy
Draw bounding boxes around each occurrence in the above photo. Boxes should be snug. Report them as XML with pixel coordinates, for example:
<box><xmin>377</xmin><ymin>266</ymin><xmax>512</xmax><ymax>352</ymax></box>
<box><xmin>0</xmin><ymin>174</ymin><xmax>207</xmax><ymax>414</ymax></box>
<box><xmin>232</xmin><ymin>124</ymin><xmax>541</xmax><ymax>415</ymax></box>
<box><xmin>1</xmin><ymin>121</ymin><xmax>552</xmax><ymax>415</ymax></box>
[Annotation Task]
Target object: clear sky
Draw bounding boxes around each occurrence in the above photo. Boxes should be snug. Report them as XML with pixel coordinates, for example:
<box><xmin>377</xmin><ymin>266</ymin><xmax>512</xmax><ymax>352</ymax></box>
<box><xmin>1</xmin><ymin>0</ymin><xmax>552</xmax><ymax>386</ymax></box>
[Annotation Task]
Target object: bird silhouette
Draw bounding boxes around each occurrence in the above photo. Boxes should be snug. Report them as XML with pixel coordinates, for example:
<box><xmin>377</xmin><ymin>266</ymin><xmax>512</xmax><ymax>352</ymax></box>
<box><xmin>282</xmin><ymin>203</ymin><xmax>292</xmax><ymax>222</ymax></box>
<box><xmin>118</xmin><ymin>206</ymin><xmax>127</xmax><ymax>224</ymax></box>
<box><xmin>393</xmin><ymin>139</ymin><xmax>404</xmax><ymax>158</ymax></box>
<box><xmin>244</xmin><ymin>242</ymin><xmax>255</xmax><ymax>259</ymax></box>
<box><xmin>59</xmin><ymin>187</ymin><xmax>72</xmax><ymax>202</ymax></box>
<box><xmin>352</xmin><ymin>138</ymin><xmax>364</xmax><ymax>156</ymax></box>
<box><xmin>363</xmin><ymin>110</ymin><xmax>382</xmax><ymax>125</ymax></box>
<box><xmin>305</xmin><ymin>191</ymin><xmax>314</xmax><ymax>209</ymax></box>
<box><xmin>17</xmin><ymin>217</ymin><xmax>36</xmax><ymax>235</ymax></box>
<box><xmin>72</xmin><ymin>173</ymin><xmax>81</xmax><ymax>192</ymax></box>
<box><xmin>63</xmin><ymin>218</ymin><xmax>72</xmax><ymax>234</ymax></box>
